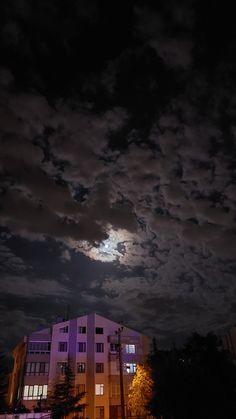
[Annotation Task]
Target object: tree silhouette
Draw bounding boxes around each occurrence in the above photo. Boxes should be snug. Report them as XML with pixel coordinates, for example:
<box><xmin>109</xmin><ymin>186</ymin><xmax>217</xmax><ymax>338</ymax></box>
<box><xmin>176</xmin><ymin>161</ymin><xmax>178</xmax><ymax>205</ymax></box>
<box><xmin>0</xmin><ymin>351</ymin><xmax>9</xmax><ymax>413</ymax></box>
<box><xmin>48</xmin><ymin>362</ymin><xmax>85</xmax><ymax>419</ymax></box>
<box><xmin>149</xmin><ymin>333</ymin><xmax>236</xmax><ymax>419</ymax></box>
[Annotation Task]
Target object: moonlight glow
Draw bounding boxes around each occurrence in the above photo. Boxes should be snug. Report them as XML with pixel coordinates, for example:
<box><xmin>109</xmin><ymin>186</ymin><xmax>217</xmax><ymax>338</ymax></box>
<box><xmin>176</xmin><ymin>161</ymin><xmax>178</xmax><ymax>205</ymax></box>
<box><xmin>76</xmin><ymin>229</ymin><xmax>136</xmax><ymax>262</ymax></box>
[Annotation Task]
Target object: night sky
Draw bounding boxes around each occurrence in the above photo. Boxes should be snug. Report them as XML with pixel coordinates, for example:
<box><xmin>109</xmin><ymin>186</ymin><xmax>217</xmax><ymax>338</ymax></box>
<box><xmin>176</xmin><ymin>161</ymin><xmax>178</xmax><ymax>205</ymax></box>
<box><xmin>0</xmin><ymin>0</ymin><xmax>236</xmax><ymax>356</ymax></box>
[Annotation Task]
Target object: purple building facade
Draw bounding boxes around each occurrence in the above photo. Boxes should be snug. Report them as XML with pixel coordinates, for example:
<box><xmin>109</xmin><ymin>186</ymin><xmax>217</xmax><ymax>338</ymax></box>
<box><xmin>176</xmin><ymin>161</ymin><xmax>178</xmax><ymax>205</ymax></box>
<box><xmin>8</xmin><ymin>313</ymin><xmax>150</xmax><ymax>419</ymax></box>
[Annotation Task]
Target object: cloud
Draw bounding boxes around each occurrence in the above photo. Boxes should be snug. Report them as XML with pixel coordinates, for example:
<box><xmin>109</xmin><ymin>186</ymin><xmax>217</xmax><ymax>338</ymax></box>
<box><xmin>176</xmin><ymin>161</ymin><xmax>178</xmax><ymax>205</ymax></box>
<box><xmin>0</xmin><ymin>275</ymin><xmax>70</xmax><ymax>298</ymax></box>
<box><xmin>134</xmin><ymin>4</ymin><xmax>194</xmax><ymax>68</ymax></box>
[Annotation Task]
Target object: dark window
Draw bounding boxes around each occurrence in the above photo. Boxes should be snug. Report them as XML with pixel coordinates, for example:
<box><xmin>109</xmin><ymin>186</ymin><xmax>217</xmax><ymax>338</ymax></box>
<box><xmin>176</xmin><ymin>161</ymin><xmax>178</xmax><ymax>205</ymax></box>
<box><xmin>28</xmin><ymin>342</ymin><xmax>51</xmax><ymax>354</ymax></box>
<box><xmin>95</xmin><ymin>406</ymin><xmax>104</xmax><ymax>418</ymax></box>
<box><xmin>76</xmin><ymin>384</ymin><xmax>85</xmax><ymax>396</ymax></box>
<box><xmin>25</xmin><ymin>362</ymin><xmax>49</xmax><ymax>375</ymax></box>
<box><xmin>110</xmin><ymin>343</ymin><xmax>119</xmax><ymax>352</ymax></box>
<box><xmin>78</xmin><ymin>326</ymin><xmax>86</xmax><ymax>334</ymax></box>
<box><xmin>57</xmin><ymin>362</ymin><xmax>67</xmax><ymax>375</ymax></box>
<box><xmin>58</xmin><ymin>342</ymin><xmax>68</xmax><ymax>352</ymax></box>
<box><xmin>78</xmin><ymin>342</ymin><xmax>86</xmax><ymax>352</ymax></box>
<box><xmin>96</xmin><ymin>363</ymin><xmax>104</xmax><ymax>373</ymax></box>
<box><xmin>95</xmin><ymin>327</ymin><xmax>104</xmax><ymax>334</ymax></box>
<box><xmin>77</xmin><ymin>362</ymin><xmax>86</xmax><ymax>373</ymax></box>
<box><xmin>96</xmin><ymin>343</ymin><xmax>104</xmax><ymax>353</ymax></box>
<box><xmin>59</xmin><ymin>326</ymin><xmax>68</xmax><ymax>333</ymax></box>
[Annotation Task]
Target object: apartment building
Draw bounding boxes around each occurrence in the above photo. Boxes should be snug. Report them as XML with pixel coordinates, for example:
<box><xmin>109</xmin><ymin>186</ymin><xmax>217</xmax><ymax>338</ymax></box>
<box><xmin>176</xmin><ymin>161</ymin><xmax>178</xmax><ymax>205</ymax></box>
<box><xmin>8</xmin><ymin>313</ymin><xmax>150</xmax><ymax>419</ymax></box>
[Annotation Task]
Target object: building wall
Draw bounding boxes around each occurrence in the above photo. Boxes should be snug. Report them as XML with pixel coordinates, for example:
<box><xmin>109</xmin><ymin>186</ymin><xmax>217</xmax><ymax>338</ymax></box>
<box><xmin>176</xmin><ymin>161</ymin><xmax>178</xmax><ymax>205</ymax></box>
<box><xmin>9</xmin><ymin>313</ymin><xmax>150</xmax><ymax>419</ymax></box>
<box><xmin>7</xmin><ymin>338</ymin><xmax>27</xmax><ymax>408</ymax></box>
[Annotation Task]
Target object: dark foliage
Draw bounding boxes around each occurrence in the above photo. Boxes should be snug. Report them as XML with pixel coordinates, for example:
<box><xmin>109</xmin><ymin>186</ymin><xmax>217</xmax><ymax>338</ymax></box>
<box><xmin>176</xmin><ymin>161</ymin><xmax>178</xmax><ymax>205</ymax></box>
<box><xmin>0</xmin><ymin>351</ymin><xmax>9</xmax><ymax>413</ymax></box>
<box><xmin>149</xmin><ymin>333</ymin><xmax>236</xmax><ymax>419</ymax></box>
<box><xmin>47</xmin><ymin>362</ymin><xmax>85</xmax><ymax>419</ymax></box>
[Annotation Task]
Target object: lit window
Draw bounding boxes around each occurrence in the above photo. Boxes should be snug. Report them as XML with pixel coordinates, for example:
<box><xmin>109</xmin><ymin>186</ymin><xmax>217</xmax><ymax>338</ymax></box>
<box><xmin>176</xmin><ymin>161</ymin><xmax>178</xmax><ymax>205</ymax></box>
<box><xmin>78</xmin><ymin>326</ymin><xmax>86</xmax><ymax>334</ymax></box>
<box><xmin>125</xmin><ymin>363</ymin><xmax>136</xmax><ymax>373</ymax></box>
<box><xmin>58</xmin><ymin>342</ymin><xmax>68</xmax><ymax>352</ymax></box>
<box><xmin>78</xmin><ymin>342</ymin><xmax>86</xmax><ymax>352</ymax></box>
<box><xmin>96</xmin><ymin>363</ymin><xmax>104</xmax><ymax>373</ymax></box>
<box><xmin>95</xmin><ymin>327</ymin><xmax>103</xmax><ymax>334</ymax></box>
<box><xmin>59</xmin><ymin>326</ymin><xmax>68</xmax><ymax>333</ymax></box>
<box><xmin>23</xmin><ymin>385</ymin><xmax>48</xmax><ymax>400</ymax></box>
<box><xmin>77</xmin><ymin>362</ymin><xmax>86</xmax><ymax>373</ymax></box>
<box><xmin>57</xmin><ymin>362</ymin><xmax>67</xmax><ymax>375</ymax></box>
<box><xmin>95</xmin><ymin>384</ymin><xmax>104</xmax><ymax>395</ymax></box>
<box><xmin>125</xmin><ymin>344</ymin><xmax>136</xmax><ymax>354</ymax></box>
<box><xmin>96</xmin><ymin>343</ymin><xmax>104</xmax><ymax>353</ymax></box>
<box><xmin>95</xmin><ymin>406</ymin><xmax>105</xmax><ymax>418</ymax></box>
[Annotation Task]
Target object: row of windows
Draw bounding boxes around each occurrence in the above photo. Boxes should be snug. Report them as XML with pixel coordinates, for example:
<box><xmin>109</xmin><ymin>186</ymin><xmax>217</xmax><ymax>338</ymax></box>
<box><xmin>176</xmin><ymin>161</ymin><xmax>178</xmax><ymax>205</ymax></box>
<box><xmin>27</xmin><ymin>342</ymin><xmax>51</xmax><ymax>354</ymax></box>
<box><xmin>28</xmin><ymin>340</ymin><xmax>136</xmax><ymax>354</ymax></box>
<box><xmin>58</xmin><ymin>342</ymin><xmax>136</xmax><ymax>353</ymax></box>
<box><xmin>25</xmin><ymin>362</ymin><xmax>49</xmax><ymax>375</ymax></box>
<box><xmin>57</xmin><ymin>362</ymin><xmax>104</xmax><ymax>374</ymax></box>
<box><xmin>59</xmin><ymin>326</ymin><xmax>104</xmax><ymax>334</ymax></box>
<box><xmin>57</xmin><ymin>362</ymin><xmax>136</xmax><ymax>375</ymax></box>
<box><xmin>58</xmin><ymin>342</ymin><xmax>105</xmax><ymax>352</ymax></box>
<box><xmin>23</xmin><ymin>383</ymin><xmax>104</xmax><ymax>400</ymax></box>
<box><xmin>23</xmin><ymin>385</ymin><xmax>47</xmax><ymax>400</ymax></box>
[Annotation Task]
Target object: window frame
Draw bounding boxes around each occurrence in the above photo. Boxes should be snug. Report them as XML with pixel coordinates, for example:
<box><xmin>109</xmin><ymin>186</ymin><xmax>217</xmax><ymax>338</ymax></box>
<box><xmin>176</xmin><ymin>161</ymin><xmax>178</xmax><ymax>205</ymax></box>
<box><xmin>96</xmin><ymin>363</ymin><xmax>104</xmax><ymax>373</ymax></box>
<box><xmin>96</xmin><ymin>343</ymin><xmax>104</xmax><ymax>353</ymax></box>
<box><xmin>95</xmin><ymin>384</ymin><xmax>104</xmax><ymax>395</ymax></box>
<box><xmin>59</xmin><ymin>325</ymin><xmax>69</xmax><ymax>333</ymax></box>
<box><xmin>58</xmin><ymin>341</ymin><xmax>68</xmax><ymax>352</ymax></box>
<box><xmin>23</xmin><ymin>384</ymin><xmax>48</xmax><ymax>400</ymax></box>
<box><xmin>25</xmin><ymin>362</ymin><xmax>49</xmax><ymax>375</ymax></box>
<box><xmin>125</xmin><ymin>344</ymin><xmax>136</xmax><ymax>354</ymax></box>
<box><xmin>77</xmin><ymin>362</ymin><xmax>86</xmax><ymax>373</ymax></box>
<box><xmin>57</xmin><ymin>362</ymin><xmax>68</xmax><ymax>375</ymax></box>
<box><xmin>95</xmin><ymin>406</ymin><xmax>105</xmax><ymax>418</ymax></box>
<box><xmin>125</xmin><ymin>363</ymin><xmax>137</xmax><ymax>373</ymax></box>
<box><xmin>77</xmin><ymin>342</ymin><xmax>86</xmax><ymax>352</ymax></box>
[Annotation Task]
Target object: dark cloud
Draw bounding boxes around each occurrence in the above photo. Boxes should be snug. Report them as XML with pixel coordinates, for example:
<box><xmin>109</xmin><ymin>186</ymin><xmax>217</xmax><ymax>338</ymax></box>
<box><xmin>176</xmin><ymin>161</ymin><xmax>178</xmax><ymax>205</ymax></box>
<box><xmin>0</xmin><ymin>0</ymin><xmax>236</xmax><ymax>355</ymax></box>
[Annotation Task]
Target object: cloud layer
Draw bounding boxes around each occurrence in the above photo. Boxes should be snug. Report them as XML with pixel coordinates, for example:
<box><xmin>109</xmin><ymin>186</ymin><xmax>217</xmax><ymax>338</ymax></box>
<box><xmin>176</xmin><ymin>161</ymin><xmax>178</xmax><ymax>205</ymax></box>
<box><xmin>0</xmin><ymin>0</ymin><xmax>236</xmax><ymax>354</ymax></box>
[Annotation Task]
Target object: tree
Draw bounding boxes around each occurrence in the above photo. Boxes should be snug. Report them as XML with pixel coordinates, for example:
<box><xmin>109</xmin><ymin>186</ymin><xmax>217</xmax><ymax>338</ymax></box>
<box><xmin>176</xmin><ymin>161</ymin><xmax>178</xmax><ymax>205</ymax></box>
<box><xmin>48</xmin><ymin>362</ymin><xmax>85</xmax><ymax>419</ymax></box>
<box><xmin>149</xmin><ymin>333</ymin><xmax>236</xmax><ymax>419</ymax></box>
<box><xmin>128</xmin><ymin>364</ymin><xmax>153</xmax><ymax>418</ymax></box>
<box><xmin>0</xmin><ymin>351</ymin><xmax>9</xmax><ymax>413</ymax></box>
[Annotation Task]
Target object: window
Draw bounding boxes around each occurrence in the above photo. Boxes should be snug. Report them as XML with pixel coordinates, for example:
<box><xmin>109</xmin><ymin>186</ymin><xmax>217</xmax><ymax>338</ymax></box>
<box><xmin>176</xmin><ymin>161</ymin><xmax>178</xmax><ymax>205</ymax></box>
<box><xmin>110</xmin><ymin>383</ymin><xmax>120</xmax><ymax>397</ymax></box>
<box><xmin>96</xmin><ymin>343</ymin><xmax>104</xmax><ymax>353</ymax></box>
<box><xmin>125</xmin><ymin>363</ymin><xmax>136</xmax><ymax>373</ymax></box>
<box><xmin>23</xmin><ymin>384</ymin><xmax>47</xmax><ymax>400</ymax></box>
<box><xmin>59</xmin><ymin>326</ymin><xmax>68</xmax><ymax>333</ymax></box>
<box><xmin>110</xmin><ymin>343</ymin><xmax>119</xmax><ymax>352</ymax></box>
<box><xmin>95</xmin><ymin>327</ymin><xmax>103</xmax><ymax>334</ymax></box>
<box><xmin>78</xmin><ymin>342</ymin><xmax>86</xmax><ymax>352</ymax></box>
<box><xmin>96</xmin><ymin>363</ymin><xmax>104</xmax><ymax>373</ymax></box>
<box><xmin>25</xmin><ymin>362</ymin><xmax>49</xmax><ymax>375</ymax></box>
<box><xmin>58</xmin><ymin>342</ymin><xmax>68</xmax><ymax>352</ymax></box>
<box><xmin>57</xmin><ymin>362</ymin><xmax>67</xmax><ymax>375</ymax></box>
<box><xmin>125</xmin><ymin>344</ymin><xmax>136</xmax><ymax>354</ymax></box>
<box><xmin>27</xmin><ymin>341</ymin><xmax>51</xmax><ymax>354</ymax></box>
<box><xmin>78</xmin><ymin>326</ymin><xmax>86</xmax><ymax>334</ymax></box>
<box><xmin>95</xmin><ymin>406</ymin><xmax>105</xmax><ymax>418</ymax></box>
<box><xmin>76</xmin><ymin>384</ymin><xmax>85</xmax><ymax>396</ymax></box>
<box><xmin>95</xmin><ymin>384</ymin><xmax>104</xmax><ymax>395</ymax></box>
<box><xmin>77</xmin><ymin>362</ymin><xmax>86</xmax><ymax>373</ymax></box>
